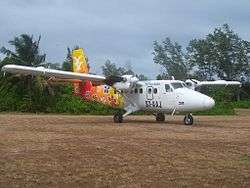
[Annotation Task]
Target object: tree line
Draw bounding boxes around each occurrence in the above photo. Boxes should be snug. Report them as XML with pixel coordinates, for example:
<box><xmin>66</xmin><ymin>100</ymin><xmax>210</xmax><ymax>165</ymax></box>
<box><xmin>0</xmin><ymin>24</ymin><xmax>249</xmax><ymax>114</ymax></box>
<box><xmin>153</xmin><ymin>24</ymin><xmax>250</xmax><ymax>81</ymax></box>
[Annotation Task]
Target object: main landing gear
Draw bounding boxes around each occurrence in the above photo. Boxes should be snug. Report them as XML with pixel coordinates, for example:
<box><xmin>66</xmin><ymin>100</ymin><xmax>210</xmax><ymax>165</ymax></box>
<box><xmin>113</xmin><ymin>105</ymin><xmax>139</xmax><ymax>124</ymax></box>
<box><xmin>113</xmin><ymin>112</ymin><xmax>123</xmax><ymax>123</ymax></box>
<box><xmin>155</xmin><ymin>113</ymin><xmax>194</xmax><ymax>125</ymax></box>
<box><xmin>155</xmin><ymin>113</ymin><xmax>165</xmax><ymax>122</ymax></box>
<box><xmin>184</xmin><ymin>113</ymin><xmax>193</xmax><ymax>125</ymax></box>
<box><xmin>114</xmin><ymin>111</ymin><xmax>194</xmax><ymax>125</ymax></box>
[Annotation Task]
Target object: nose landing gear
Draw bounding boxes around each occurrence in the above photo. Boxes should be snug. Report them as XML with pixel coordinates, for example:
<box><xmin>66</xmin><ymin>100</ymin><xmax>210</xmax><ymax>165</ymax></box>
<box><xmin>184</xmin><ymin>114</ymin><xmax>193</xmax><ymax>125</ymax></box>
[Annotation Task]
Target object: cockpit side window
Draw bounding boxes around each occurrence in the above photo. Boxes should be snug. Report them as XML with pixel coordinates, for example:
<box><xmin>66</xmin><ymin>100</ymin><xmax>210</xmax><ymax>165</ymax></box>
<box><xmin>139</xmin><ymin>88</ymin><xmax>143</xmax><ymax>94</ymax></box>
<box><xmin>182</xmin><ymin>82</ymin><xmax>187</xmax><ymax>87</ymax></box>
<box><xmin>165</xmin><ymin>84</ymin><xmax>172</xmax><ymax>92</ymax></box>
<box><xmin>171</xmin><ymin>82</ymin><xmax>184</xmax><ymax>89</ymax></box>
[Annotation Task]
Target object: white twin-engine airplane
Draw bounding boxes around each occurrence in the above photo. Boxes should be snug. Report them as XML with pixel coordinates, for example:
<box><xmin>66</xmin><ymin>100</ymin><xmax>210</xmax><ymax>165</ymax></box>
<box><xmin>2</xmin><ymin>64</ymin><xmax>241</xmax><ymax>125</ymax></box>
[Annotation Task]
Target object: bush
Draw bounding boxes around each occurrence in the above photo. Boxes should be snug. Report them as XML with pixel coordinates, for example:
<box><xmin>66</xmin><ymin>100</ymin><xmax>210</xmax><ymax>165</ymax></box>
<box><xmin>51</xmin><ymin>94</ymin><xmax>119</xmax><ymax>115</ymax></box>
<box><xmin>231</xmin><ymin>100</ymin><xmax>250</xmax><ymax>109</ymax></box>
<box><xmin>194</xmin><ymin>102</ymin><xmax>235</xmax><ymax>115</ymax></box>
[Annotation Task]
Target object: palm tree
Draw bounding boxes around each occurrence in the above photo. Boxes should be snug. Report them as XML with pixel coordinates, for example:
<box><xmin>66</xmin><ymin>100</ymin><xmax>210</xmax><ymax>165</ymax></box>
<box><xmin>0</xmin><ymin>34</ymin><xmax>46</xmax><ymax>66</ymax></box>
<box><xmin>0</xmin><ymin>34</ymin><xmax>54</xmax><ymax>111</ymax></box>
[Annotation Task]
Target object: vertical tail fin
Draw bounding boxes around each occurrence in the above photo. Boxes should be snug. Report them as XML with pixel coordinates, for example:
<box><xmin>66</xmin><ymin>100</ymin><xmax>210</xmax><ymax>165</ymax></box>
<box><xmin>71</xmin><ymin>48</ymin><xmax>124</xmax><ymax>107</ymax></box>
<box><xmin>71</xmin><ymin>48</ymin><xmax>90</xmax><ymax>95</ymax></box>
<box><xmin>72</xmin><ymin>48</ymin><xmax>89</xmax><ymax>73</ymax></box>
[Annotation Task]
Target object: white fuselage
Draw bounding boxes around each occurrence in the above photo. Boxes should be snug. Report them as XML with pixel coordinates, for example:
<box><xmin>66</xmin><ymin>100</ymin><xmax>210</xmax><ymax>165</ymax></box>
<box><xmin>122</xmin><ymin>80</ymin><xmax>215</xmax><ymax>114</ymax></box>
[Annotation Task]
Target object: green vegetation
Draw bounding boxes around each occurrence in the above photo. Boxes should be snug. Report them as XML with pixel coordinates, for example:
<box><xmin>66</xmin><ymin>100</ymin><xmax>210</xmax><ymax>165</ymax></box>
<box><xmin>153</xmin><ymin>24</ymin><xmax>250</xmax><ymax>81</ymax></box>
<box><xmin>0</xmin><ymin>35</ymin><xmax>118</xmax><ymax>115</ymax></box>
<box><xmin>240</xmin><ymin>155</ymin><xmax>250</xmax><ymax>164</ymax></box>
<box><xmin>232</xmin><ymin>100</ymin><xmax>250</xmax><ymax>109</ymax></box>
<box><xmin>51</xmin><ymin>92</ymin><xmax>119</xmax><ymax>115</ymax></box>
<box><xmin>194</xmin><ymin>100</ymin><xmax>250</xmax><ymax>116</ymax></box>
<box><xmin>101</xmin><ymin>60</ymin><xmax>148</xmax><ymax>80</ymax></box>
<box><xmin>194</xmin><ymin>102</ymin><xmax>235</xmax><ymax>115</ymax></box>
<box><xmin>195</xmin><ymin>87</ymin><xmax>250</xmax><ymax>115</ymax></box>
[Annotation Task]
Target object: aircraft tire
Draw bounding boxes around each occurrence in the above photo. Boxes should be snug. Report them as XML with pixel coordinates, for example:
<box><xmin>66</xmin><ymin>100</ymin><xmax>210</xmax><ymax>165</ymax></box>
<box><xmin>156</xmin><ymin>113</ymin><xmax>165</xmax><ymax>122</ymax></box>
<box><xmin>114</xmin><ymin>113</ymin><xmax>123</xmax><ymax>123</ymax></box>
<box><xmin>184</xmin><ymin>114</ymin><xmax>193</xmax><ymax>125</ymax></box>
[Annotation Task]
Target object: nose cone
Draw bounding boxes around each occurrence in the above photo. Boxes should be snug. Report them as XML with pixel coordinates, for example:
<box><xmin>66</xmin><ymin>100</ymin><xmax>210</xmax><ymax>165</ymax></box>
<box><xmin>203</xmin><ymin>96</ymin><xmax>215</xmax><ymax>110</ymax></box>
<box><xmin>176</xmin><ymin>88</ymin><xmax>216</xmax><ymax>112</ymax></box>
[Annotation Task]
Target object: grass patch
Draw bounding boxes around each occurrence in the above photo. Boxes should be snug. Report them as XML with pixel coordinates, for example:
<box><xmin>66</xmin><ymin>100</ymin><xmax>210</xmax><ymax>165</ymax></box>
<box><xmin>232</xmin><ymin>100</ymin><xmax>250</xmax><ymax>109</ymax></box>
<box><xmin>194</xmin><ymin>100</ymin><xmax>250</xmax><ymax>115</ymax></box>
<box><xmin>240</xmin><ymin>155</ymin><xmax>250</xmax><ymax>164</ymax></box>
<box><xmin>194</xmin><ymin>102</ymin><xmax>235</xmax><ymax>115</ymax></box>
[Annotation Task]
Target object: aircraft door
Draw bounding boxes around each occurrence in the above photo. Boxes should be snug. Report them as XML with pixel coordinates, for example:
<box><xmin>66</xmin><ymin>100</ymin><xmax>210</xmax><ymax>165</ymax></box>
<box><xmin>163</xmin><ymin>84</ymin><xmax>176</xmax><ymax>111</ymax></box>
<box><xmin>146</xmin><ymin>86</ymin><xmax>153</xmax><ymax>100</ymax></box>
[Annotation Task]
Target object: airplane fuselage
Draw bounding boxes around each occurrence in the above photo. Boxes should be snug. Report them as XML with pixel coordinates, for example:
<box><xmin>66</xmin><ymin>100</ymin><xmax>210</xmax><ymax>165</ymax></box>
<box><xmin>122</xmin><ymin>80</ymin><xmax>215</xmax><ymax>114</ymax></box>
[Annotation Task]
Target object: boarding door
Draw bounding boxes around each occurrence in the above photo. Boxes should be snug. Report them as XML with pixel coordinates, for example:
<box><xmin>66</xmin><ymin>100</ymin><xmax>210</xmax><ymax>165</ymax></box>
<box><xmin>146</xmin><ymin>86</ymin><xmax>153</xmax><ymax>100</ymax></box>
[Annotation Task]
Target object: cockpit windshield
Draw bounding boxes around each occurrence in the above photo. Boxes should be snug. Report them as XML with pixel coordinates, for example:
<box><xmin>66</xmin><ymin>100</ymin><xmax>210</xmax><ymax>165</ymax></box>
<box><xmin>171</xmin><ymin>82</ymin><xmax>185</xmax><ymax>89</ymax></box>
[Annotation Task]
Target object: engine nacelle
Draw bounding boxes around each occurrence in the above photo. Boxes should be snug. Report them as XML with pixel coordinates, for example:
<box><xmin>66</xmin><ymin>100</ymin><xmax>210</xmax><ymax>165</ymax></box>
<box><xmin>113</xmin><ymin>75</ymin><xmax>139</xmax><ymax>90</ymax></box>
<box><xmin>113</xmin><ymin>82</ymin><xmax>131</xmax><ymax>90</ymax></box>
<box><xmin>185</xmin><ymin>79</ymin><xmax>200</xmax><ymax>90</ymax></box>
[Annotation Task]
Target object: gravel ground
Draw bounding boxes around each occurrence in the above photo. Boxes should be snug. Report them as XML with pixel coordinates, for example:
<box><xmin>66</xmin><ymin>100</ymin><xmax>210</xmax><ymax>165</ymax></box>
<box><xmin>0</xmin><ymin>114</ymin><xmax>249</xmax><ymax>188</ymax></box>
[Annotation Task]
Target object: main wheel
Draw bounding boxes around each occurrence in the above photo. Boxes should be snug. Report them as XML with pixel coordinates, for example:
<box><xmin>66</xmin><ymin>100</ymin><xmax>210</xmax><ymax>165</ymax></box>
<box><xmin>156</xmin><ymin>113</ymin><xmax>165</xmax><ymax>122</ymax></box>
<box><xmin>184</xmin><ymin>114</ymin><xmax>193</xmax><ymax>125</ymax></box>
<box><xmin>114</xmin><ymin>113</ymin><xmax>123</xmax><ymax>123</ymax></box>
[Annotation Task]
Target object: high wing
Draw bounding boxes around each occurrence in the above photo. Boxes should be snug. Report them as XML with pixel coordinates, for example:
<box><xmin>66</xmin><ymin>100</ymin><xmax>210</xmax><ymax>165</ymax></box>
<box><xmin>1</xmin><ymin>64</ymin><xmax>138</xmax><ymax>90</ymax></box>
<box><xmin>185</xmin><ymin>79</ymin><xmax>241</xmax><ymax>90</ymax></box>
<box><xmin>2</xmin><ymin>64</ymin><xmax>106</xmax><ymax>85</ymax></box>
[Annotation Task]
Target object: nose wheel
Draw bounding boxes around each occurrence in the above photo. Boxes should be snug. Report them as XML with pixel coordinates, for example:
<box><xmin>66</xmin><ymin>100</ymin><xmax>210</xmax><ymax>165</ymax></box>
<box><xmin>184</xmin><ymin>114</ymin><xmax>193</xmax><ymax>125</ymax></box>
<box><xmin>156</xmin><ymin>113</ymin><xmax>165</xmax><ymax>122</ymax></box>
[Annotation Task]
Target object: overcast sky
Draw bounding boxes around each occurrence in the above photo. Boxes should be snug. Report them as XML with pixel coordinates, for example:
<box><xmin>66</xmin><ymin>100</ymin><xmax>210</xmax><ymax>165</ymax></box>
<box><xmin>1</xmin><ymin>0</ymin><xmax>250</xmax><ymax>78</ymax></box>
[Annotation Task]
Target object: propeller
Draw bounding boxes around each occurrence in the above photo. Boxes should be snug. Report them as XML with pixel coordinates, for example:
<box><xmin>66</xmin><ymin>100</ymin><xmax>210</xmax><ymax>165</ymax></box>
<box><xmin>185</xmin><ymin>79</ymin><xmax>199</xmax><ymax>90</ymax></box>
<box><xmin>105</xmin><ymin>75</ymin><xmax>139</xmax><ymax>90</ymax></box>
<box><xmin>104</xmin><ymin>75</ymin><xmax>126</xmax><ymax>86</ymax></box>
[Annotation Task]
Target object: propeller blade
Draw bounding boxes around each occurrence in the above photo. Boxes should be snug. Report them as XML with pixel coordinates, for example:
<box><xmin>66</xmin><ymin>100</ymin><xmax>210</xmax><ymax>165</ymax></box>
<box><xmin>104</xmin><ymin>75</ymin><xmax>126</xmax><ymax>86</ymax></box>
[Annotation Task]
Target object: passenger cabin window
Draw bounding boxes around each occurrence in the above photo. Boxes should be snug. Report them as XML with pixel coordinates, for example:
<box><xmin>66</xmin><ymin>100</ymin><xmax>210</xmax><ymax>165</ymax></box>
<box><xmin>165</xmin><ymin>84</ymin><xmax>172</xmax><ymax>92</ymax></box>
<box><xmin>153</xmin><ymin>88</ymin><xmax>157</xmax><ymax>94</ymax></box>
<box><xmin>148</xmin><ymin>88</ymin><xmax>152</xmax><ymax>94</ymax></box>
<box><xmin>104</xmin><ymin>86</ymin><xmax>109</xmax><ymax>93</ymax></box>
<box><xmin>139</xmin><ymin>88</ymin><xmax>143</xmax><ymax>94</ymax></box>
<box><xmin>171</xmin><ymin>82</ymin><xmax>184</xmax><ymax>89</ymax></box>
<box><xmin>134</xmin><ymin>88</ymin><xmax>138</xmax><ymax>94</ymax></box>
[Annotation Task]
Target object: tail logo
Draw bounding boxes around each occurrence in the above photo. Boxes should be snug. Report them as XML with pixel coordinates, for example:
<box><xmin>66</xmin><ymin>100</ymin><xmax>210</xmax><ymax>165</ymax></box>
<box><xmin>72</xmin><ymin>49</ymin><xmax>88</xmax><ymax>73</ymax></box>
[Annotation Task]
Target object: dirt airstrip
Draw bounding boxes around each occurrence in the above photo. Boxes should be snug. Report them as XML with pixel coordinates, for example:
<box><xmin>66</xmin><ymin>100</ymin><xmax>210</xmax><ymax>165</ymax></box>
<box><xmin>0</xmin><ymin>114</ymin><xmax>249</xmax><ymax>187</ymax></box>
